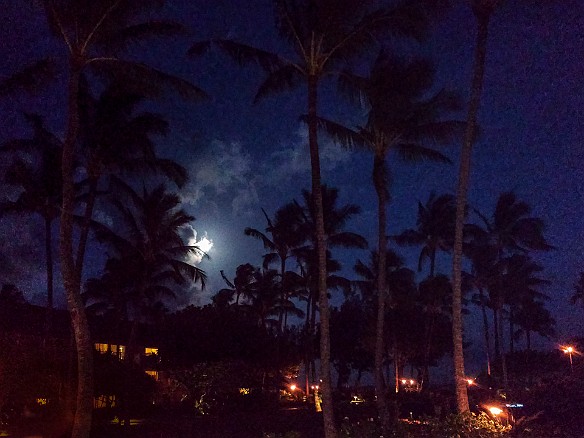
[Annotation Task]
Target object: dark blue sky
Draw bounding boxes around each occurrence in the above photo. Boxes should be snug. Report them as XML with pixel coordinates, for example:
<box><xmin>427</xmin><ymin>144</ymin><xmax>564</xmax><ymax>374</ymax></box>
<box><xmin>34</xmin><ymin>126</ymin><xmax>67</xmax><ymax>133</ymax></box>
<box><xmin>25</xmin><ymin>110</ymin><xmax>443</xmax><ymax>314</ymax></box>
<box><xmin>1</xmin><ymin>0</ymin><xmax>584</xmax><ymax>374</ymax></box>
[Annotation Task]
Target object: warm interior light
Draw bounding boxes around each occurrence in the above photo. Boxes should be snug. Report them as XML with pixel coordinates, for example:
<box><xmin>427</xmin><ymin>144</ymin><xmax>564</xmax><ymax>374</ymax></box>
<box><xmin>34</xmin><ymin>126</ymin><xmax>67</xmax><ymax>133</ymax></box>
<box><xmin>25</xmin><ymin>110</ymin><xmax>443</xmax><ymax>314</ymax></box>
<box><xmin>290</xmin><ymin>384</ymin><xmax>296</xmax><ymax>391</ymax></box>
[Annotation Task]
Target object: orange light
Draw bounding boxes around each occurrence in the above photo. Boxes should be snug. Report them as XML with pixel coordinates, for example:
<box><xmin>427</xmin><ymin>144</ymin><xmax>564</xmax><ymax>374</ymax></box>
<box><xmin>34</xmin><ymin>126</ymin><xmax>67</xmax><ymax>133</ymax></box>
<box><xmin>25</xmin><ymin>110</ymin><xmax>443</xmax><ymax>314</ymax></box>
<box><xmin>290</xmin><ymin>384</ymin><xmax>296</xmax><ymax>391</ymax></box>
<box><xmin>564</xmin><ymin>346</ymin><xmax>574</xmax><ymax>354</ymax></box>
<box><xmin>467</xmin><ymin>378</ymin><xmax>475</xmax><ymax>385</ymax></box>
<box><xmin>487</xmin><ymin>406</ymin><xmax>503</xmax><ymax>416</ymax></box>
<box><xmin>409</xmin><ymin>379</ymin><xmax>414</xmax><ymax>385</ymax></box>
<box><xmin>401</xmin><ymin>379</ymin><xmax>407</xmax><ymax>385</ymax></box>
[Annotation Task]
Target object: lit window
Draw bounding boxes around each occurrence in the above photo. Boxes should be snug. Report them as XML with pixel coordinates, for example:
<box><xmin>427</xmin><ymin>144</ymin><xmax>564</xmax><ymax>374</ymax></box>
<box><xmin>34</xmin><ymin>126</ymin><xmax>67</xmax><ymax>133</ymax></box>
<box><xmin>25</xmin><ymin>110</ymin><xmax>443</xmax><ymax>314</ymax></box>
<box><xmin>145</xmin><ymin>370</ymin><xmax>159</xmax><ymax>381</ymax></box>
<box><xmin>145</xmin><ymin>347</ymin><xmax>159</xmax><ymax>356</ymax></box>
<box><xmin>94</xmin><ymin>343</ymin><xmax>108</xmax><ymax>353</ymax></box>
<box><xmin>94</xmin><ymin>395</ymin><xmax>116</xmax><ymax>409</ymax></box>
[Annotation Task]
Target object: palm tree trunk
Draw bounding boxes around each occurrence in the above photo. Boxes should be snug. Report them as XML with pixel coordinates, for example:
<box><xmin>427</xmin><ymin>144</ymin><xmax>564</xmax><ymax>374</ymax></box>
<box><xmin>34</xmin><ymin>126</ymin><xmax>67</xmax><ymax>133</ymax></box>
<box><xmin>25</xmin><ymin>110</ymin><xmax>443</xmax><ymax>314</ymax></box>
<box><xmin>60</xmin><ymin>60</ymin><xmax>93</xmax><ymax>438</ymax></box>
<box><xmin>451</xmin><ymin>10</ymin><xmax>491</xmax><ymax>414</ymax></box>
<box><xmin>75</xmin><ymin>176</ymin><xmax>99</xmax><ymax>282</ymax></box>
<box><xmin>307</xmin><ymin>74</ymin><xmax>336</xmax><ymax>438</ymax></box>
<box><xmin>45</xmin><ymin>216</ymin><xmax>54</xmax><ymax>310</ymax></box>
<box><xmin>44</xmin><ymin>216</ymin><xmax>54</xmax><ymax>350</ymax></box>
<box><xmin>509</xmin><ymin>308</ymin><xmax>515</xmax><ymax>354</ymax></box>
<box><xmin>498</xmin><ymin>308</ymin><xmax>508</xmax><ymax>389</ymax></box>
<box><xmin>479</xmin><ymin>288</ymin><xmax>491</xmax><ymax>376</ymax></box>
<box><xmin>493</xmin><ymin>308</ymin><xmax>500</xmax><ymax>360</ymax></box>
<box><xmin>373</xmin><ymin>153</ymin><xmax>390</xmax><ymax>433</ymax></box>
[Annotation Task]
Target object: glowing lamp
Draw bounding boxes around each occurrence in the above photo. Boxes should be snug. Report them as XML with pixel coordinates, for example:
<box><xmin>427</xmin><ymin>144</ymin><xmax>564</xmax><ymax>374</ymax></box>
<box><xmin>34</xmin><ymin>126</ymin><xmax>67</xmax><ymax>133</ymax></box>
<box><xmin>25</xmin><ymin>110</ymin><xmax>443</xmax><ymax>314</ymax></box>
<box><xmin>488</xmin><ymin>406</ymin><xmax>503</xmax><ymax>416</ymax></box>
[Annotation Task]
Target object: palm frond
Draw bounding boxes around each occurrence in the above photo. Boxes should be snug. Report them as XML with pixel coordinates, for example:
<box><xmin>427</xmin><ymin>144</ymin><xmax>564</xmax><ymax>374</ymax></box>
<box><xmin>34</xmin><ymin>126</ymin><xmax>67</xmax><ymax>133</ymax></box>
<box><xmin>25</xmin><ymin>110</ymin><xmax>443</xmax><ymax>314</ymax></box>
<box><xmin>103</xmin><ymin>21</ymin><xmax>187</xmax><ymax>52</ymax></box>
<box><xmin>395</xmin><ymin>143</ymin><xmax>452</xmax><ymax>164</ymax></box>
<box><xmin>311</xmin><ymin>116</ymin><xmax>365</xmax><ymax>151</ymax></box>
<box><xmin>0</xmin><ymin>59</ymin><xmax>55</xmax><ymax>98</ymax></box>
<box><xmin>90</xmin><ymin>59</ymin><xmax>208</xmax><ymax>100</ymax></box>
<box><xmin>254</xmin><ymin>63</ymin><xmax>303</xmax><ymax>103</ymax></box>
<box><xmin>215</xmin><ymin>40</ymin><xmax>283</xmax><ymax>72</ymax></box>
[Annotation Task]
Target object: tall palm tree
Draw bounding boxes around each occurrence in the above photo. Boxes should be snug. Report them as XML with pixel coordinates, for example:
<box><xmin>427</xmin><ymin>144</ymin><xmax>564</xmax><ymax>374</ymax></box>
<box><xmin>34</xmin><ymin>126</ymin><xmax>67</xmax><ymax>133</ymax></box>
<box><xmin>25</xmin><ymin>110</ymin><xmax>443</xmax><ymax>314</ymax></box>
<box><xmin>317</xmin><ymin>53</ymin><xmax>463</xmax><ymax>428</ymax></box>
<box><xmin>87</xmin><ymin>180</ymin><xmax>206</xmax><ymax>430</ymax></box>
<box><xmin>245</xmin><ymin>204</ymin><xmax>304</xmax><ymax>331</ymax></box>
<box><xmin>451</xmin><ymin>0</ymin><xmax>504</xmax><ymax>413</ymax></box>
<box><xmin>39</xmin><ymin>2</ymin><xmax>206</xmax><ymax>433</ymax></box>
<box><xmin>393</xmin><ymin>192</ymin><xmax>457</xmax><ymax>277</ymax></box>
<box><xmin>466</xmin><ymin>192</ymin><xmax>552</xmax><ymax>352</ymax></box>
<box><xmin>75</xmin><ymin>78</ymin><xmax>188</xmax><ymax>278</ymax></box>
<box><xmin>1</xmin><ymin>114</ymin><xmax>62</xmax><ymax>311</ymax></box>
<box><xmin>89</xmin><ymin>179</ymin><xmax>207</xmax><ymax>321</ymax></box>
<box><xmin>197</xmin><ymin>3</ymin><xmax>431</xmax><ymax>433</ymax></box>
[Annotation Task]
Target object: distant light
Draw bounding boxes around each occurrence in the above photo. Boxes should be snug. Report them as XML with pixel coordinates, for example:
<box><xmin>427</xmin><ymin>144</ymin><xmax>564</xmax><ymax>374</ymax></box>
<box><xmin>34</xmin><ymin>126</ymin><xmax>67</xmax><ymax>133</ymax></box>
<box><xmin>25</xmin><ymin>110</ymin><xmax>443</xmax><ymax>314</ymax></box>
<box><xmin>401</xmin><ymin>379</ymin><xmax>407</xmax><ymax>385</ymax></box>
<box><xmin>467</xmin><ymin>378</ymin><xmax>475</xmax><ymax>386</ymax></box>
<box><xmin>505</xmin><ymin>403</ymin><xmax>524</xmax><ymax>408</ymax></box>
<box><xmin>409</xmin><ymin>379</ymin><xmax>414</xmax><ymax>385</ymax></box>
<box><xmin>563</xmin><ymin>346</ymin><xmax>574</xmax><ymax>354</ymax></box>
<box><xmin>290</xmin><ymin>384</ymin><xmax>296</xmax><ymax>391</ymax></box>
<box><xmin>488</xmin><ymin>406</ymin><xmax>503</xmax><ymax>416</ymax></box>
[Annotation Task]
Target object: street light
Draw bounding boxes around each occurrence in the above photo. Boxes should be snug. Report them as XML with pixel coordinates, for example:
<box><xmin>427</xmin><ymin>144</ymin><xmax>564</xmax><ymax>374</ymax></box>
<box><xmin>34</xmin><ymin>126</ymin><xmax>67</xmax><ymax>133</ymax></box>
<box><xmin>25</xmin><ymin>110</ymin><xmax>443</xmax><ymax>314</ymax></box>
<box><xmin>562</xmin><ymin>346</ymin><xmax>574</xmax><ymax>373</ymax></box>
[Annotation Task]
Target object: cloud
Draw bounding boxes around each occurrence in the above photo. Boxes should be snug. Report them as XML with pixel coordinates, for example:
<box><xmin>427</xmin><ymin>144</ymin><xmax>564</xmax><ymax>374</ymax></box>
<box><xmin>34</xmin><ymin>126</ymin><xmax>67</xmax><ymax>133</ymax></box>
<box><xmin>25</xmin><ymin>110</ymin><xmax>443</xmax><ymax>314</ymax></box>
<box><xmin>181</xmin><ymin>126</ymin><xmax>353</xmax><ymax>217</ymax></box>
<box><xmin>182</xmin><ymin>140</ymin><xmax>259</xmax><ymax>216</ymax></box>
<box><xmin>265</xmin><ymin>126</ymin><xmax>352</xmax><ymax>184</ymax></box>
<box><xmin>179</xmin><ymin>224</ymin><xmax>213</xmax><ymax>265</ymax></box>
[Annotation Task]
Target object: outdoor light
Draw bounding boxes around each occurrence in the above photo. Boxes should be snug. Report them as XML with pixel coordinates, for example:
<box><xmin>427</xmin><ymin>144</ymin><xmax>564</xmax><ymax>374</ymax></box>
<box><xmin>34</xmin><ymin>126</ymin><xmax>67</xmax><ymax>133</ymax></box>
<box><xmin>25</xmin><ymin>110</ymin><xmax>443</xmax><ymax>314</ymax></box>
<box><xmin>401</xmin><ymin>379</ymin><xmax>407</xmax><ymax>385</ymax></box>
<box><xmin>290</xmin><ymin>384</ymin><xmax>296</xmax><ymax>391</ymax></box>
<box><xmin>488</xmin><ymin>406</ymin><xmax>503</xmax><ymax>416</ymax></box>
<box><xmin>409</xmin><ymin>379</ymin><xmax>414</xmax><ymax>385</ymax></box>
<box><xmin>467</xmin><ymin>378</ymin><xmax>475</xmax><ymax>386</ymax></box>
<box><xmin>562</xmin><ymin>345</ymin><xmax>575</xmax><ymax>373</ymax></box>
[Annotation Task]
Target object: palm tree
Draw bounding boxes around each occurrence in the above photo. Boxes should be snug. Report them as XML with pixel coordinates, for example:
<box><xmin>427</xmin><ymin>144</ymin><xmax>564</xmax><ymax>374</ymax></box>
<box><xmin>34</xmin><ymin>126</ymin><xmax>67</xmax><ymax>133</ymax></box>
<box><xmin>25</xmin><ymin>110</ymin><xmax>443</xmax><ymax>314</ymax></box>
<box><xmin>38</xmin><ymin>2</ymin><xmax>206</xmax><ymax>433</ymax></box>
<box><xmin>89</xmin><ymin>179</ymin><xmax>207</xmax><ymax>324</ymax></box>
<box><xmin>466</xmin><ymin>193</ymin><xmax>551</xmax><ymax>387</ymax></box>
<box><xmin>355</xmin><ymin>250</ymin><xmax>420</xmax><ymax>394</ymax></box>
<box><xmin>198</xmin><ymin>3</ymin><xmax>432</xmax><ymax>433</ymax></box>
<box><xmin>75</xmin><ymin>78</ymin><xmax>188</xmax><ymax>278</ymax></box>
<box><xmin>394</xmin><ymin>192</ymin><xmax>457</xmax><ymax>277</ymax></box>
<box><xmin>418</xmin><ymin>275</ymin><xmax>452</xmax><ymax>389</ymax></box>
<box><xmin>245</xmin><ymin>204</ymin><xmax>304</xmax><ymax>331</ymax></box>
<box><xmin>451</xmin><ymin>0</ymin><xmax>505</xmax><ymax>412</ymax></box>
<box><xmin>1</xmin><ymin>114</ymin><xmax>62</xmax><ymax>311</ymax></box>
<box><xmin>86</xmin><ymin>180</ymin><xmax>206</xmax><ymax>430</ymax></box>
<box><xmin>216</xmin><ymin>263</ymin><xmax>257</xmax><ymax>308</ymax></box>
<box><xmin>317</xmin><ymin>53</ymin><xmax>463</xmax><ymax>427</ymax></box>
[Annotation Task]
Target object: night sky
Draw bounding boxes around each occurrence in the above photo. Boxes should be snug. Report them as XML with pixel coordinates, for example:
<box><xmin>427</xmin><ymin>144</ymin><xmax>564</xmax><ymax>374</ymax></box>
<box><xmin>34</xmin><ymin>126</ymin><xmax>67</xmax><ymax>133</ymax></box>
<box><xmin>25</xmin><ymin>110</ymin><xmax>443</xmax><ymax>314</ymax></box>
<box><xmin>1</xmin><ymin>0</ymin><xmax>584</xmax><ymax>375</ymax></box>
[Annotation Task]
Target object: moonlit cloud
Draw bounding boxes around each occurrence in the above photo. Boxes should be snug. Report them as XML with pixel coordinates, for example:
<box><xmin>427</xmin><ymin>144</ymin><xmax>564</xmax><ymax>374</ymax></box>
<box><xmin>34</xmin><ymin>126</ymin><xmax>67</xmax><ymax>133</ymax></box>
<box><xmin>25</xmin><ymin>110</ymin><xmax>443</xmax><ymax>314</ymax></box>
<box><xmin>265</xmin><ymin>126</ymin><xmax>353</xmax><ymax>183</ymax></box>
<box><xmin>180</xmin><ymin>224</ymin><xmax>213</xmax><ymax>265</ymax></box>
<box><xmin>181</xmin><ymin>127</ymin><xmax>353</xmax><ymax>217</ymax></box>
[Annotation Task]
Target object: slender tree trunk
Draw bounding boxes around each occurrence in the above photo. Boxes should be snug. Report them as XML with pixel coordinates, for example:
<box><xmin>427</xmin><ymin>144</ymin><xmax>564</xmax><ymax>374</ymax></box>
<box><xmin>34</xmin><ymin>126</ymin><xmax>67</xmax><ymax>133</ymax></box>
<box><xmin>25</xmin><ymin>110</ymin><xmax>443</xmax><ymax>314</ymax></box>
<box><xmin>373</xmin><ymin>153</ymin><xmax>390</xmax><ymax>433</ymax></box>
<box><xmin>60</xmin><ymin>60</ymin><xmax>93</xmax><ymax>438</ymax></box>
<box><xmin>307</xmin><ymin>74</ymin><xmax>336</xmax><ymax>438</ymax></box>
<box><xmin>451</xmin><ymin>10</ymin><xmax>491</xmax><ymax>414</ymax></box>
<box><xmin>75</xmin><ymin>176</ymin><xmax>99</xmax><ymax>280</ymax></box>
<box><xmin>493</xmin><ymin>308</ymin><xmax>500</xmax><ymax>360</ymax></box>
<box><xmin>479</xmin><ymin>288</ymin><xmax>491</xmax><ymax>376</ymax></box>
<box><xmin>45</xmin><ymin>216</ymin><xmax>54</xmax><ymax>310</ymax></box>
<box><xmin>498</xmin><ymin>308</ymin><xmax>508</xmax><ymax>389</ymax></box>
<box><xmin>509</xmin><ymin>308</ymin><xmax>514</xmax><ymax>354</ymax></box>
<box><xmin>44</xmin><ymin>216</ymin><xmax>54</xmax><ymax>350</ymax></box>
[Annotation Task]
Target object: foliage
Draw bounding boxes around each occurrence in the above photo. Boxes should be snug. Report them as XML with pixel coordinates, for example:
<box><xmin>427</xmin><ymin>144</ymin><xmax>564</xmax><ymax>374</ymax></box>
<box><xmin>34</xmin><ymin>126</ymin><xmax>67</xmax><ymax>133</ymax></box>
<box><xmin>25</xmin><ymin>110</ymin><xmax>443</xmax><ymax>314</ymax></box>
<box><xmin>340</xmin><ymin>412</ymin><xmax>510</xmax><ymax>438</ymax></box>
